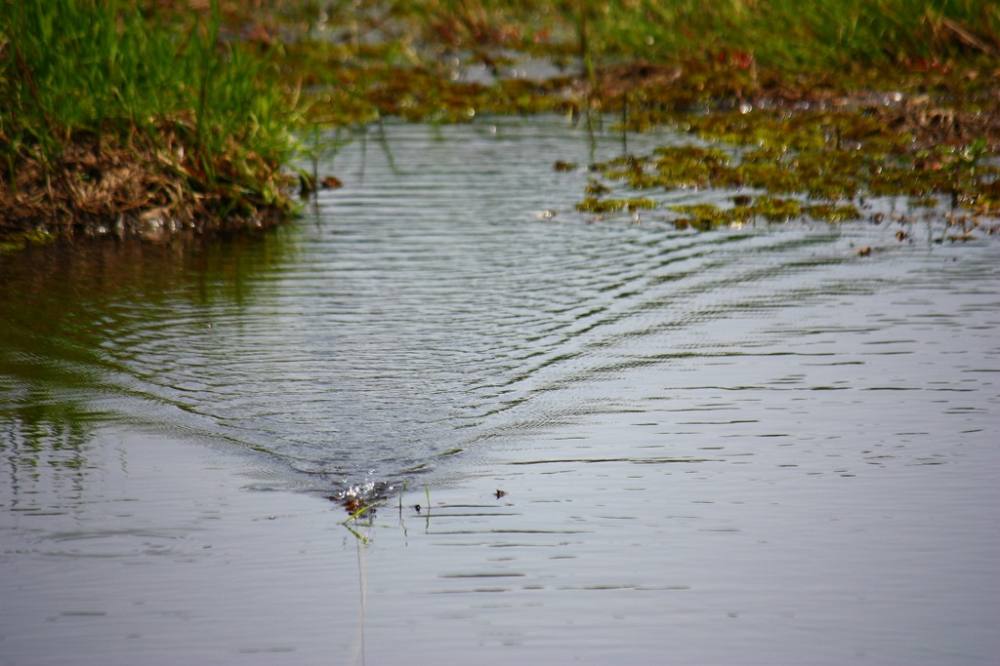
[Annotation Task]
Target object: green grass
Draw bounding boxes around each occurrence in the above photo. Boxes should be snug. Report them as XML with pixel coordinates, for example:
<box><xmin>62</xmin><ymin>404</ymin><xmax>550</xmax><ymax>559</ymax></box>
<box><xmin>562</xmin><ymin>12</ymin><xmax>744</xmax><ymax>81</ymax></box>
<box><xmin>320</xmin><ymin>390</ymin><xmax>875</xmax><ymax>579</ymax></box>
<box><xmin>0</xmin><ymin>0</ymin><xmax>300</xmax><ymax>232</ymax></box>
<box><xmin>584</xmin><ymin>0</ymin><xmax>1000</xmax><ymax>69</ymax></box>
<box><xmin>275</xmin><ymin>0</ymin><xmax>1000</xmax><ymax>128</ymax></box>
<box><xmin>390</xmin><ymin>0</ymin><xmax>999</xmax><ymax>70</ymax></box>
<box><xmin>2</xmin><ymin>0</ymin><xmax>997</xmax><ymax>239</ymax></box>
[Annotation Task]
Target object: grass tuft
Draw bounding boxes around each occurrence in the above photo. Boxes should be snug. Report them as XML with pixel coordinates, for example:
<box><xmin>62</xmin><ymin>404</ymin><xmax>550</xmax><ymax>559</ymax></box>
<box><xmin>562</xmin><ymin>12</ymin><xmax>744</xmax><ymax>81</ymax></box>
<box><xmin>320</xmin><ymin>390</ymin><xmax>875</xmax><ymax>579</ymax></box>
<box><xmin>0</xmin><ymin>0</ymin><xmax>301</xmax><ymax>239</ymax></box>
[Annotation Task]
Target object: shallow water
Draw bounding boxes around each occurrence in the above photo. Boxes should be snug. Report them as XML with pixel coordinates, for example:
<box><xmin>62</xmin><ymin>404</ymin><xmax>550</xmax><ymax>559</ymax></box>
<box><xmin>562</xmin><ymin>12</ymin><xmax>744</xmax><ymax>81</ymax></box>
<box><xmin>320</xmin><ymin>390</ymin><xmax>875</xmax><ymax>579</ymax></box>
<box><xmin>2</xmin><ymin>117</ymin><xmax>999</xmax><ymax>665</ymax></box>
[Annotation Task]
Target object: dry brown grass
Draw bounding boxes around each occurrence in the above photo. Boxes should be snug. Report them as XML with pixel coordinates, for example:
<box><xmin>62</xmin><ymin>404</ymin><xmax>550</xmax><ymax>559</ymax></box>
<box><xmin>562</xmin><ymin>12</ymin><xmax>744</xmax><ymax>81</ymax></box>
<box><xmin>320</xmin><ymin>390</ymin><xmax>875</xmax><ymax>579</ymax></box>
<box><xmin>1</xmin><ymin>122</ymin><xmax>294</xmax><ymax>241</ymax></box>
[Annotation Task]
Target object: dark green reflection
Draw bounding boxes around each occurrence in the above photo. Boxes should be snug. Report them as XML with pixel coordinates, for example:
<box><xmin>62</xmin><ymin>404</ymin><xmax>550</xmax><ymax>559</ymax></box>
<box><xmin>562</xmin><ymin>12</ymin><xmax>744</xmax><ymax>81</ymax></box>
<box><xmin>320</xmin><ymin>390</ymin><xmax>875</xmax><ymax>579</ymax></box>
<box><xmin>0</xmin><ymin>230</ymin><xmax>297</xmax><ymax>497</ymax></box>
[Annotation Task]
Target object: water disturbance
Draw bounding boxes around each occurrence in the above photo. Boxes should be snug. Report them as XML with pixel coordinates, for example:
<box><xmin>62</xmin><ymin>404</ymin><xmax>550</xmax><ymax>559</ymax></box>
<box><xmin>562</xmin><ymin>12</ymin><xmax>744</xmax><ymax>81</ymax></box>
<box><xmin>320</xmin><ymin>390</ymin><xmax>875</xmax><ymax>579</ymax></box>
<box><xmin>2</xmin><ymin>116</ymin><xmax>999</xmax><ymax>665</ymax></box>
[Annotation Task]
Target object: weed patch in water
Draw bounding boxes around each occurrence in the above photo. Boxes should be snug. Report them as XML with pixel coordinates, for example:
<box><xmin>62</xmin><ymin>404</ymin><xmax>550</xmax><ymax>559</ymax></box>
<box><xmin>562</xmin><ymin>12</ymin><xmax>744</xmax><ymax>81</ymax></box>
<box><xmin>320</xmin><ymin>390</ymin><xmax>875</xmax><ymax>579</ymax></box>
<box><xmin>576</xmin><ymin>196</ymin><xmax>658</xmax><ymax>214</ymax></box>
<box><xmin>668</xmin><ymin>198</ymin><xmax>863</xmax><ymax>231</ymax></box>
<box><xmin>578</xmin><ymin>108</ymin><xmax>998</xmax><ymax>231</ymax></box>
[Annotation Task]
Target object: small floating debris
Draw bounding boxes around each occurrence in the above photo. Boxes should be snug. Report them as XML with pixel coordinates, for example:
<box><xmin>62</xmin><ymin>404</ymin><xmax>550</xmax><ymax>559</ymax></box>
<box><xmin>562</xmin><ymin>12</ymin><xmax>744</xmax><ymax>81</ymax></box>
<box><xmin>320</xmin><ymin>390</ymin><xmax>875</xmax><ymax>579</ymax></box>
<box><xmin>298</xmin><ymin>173</ymin><xmax>317</xmax><ymax>197</ymax></box>
<box><xmin>585</xmin><ymin>179</ymin><xmax>611</xmax><ymax>196</ymax></box>
<box><xmin>300</xmin><ymin>174</ymin><xmax>343</xmax><ymax>196</ymax></box>
<box><xmin>535</xmin><ymin>209</ymin><xmax>557</xmax><ymax>220</ymax></box>
<box><xmin>857</xmin><ymin>245</ymin><xmax>873</xmax><ymax>257</ymax></box>
<box><xmin>553</xmin><ymin>160</ymin><xmax>577</xmax><ymax>172</ymax></box>
<box><xmin>495</xmin><ymin>489</ymin><xmax>507</xmax><ymax>499</ymax></box>
<box><xmin>344</xmin><ymin>497</ymin><xmax>366</xmax><ymax>513</ymax></box>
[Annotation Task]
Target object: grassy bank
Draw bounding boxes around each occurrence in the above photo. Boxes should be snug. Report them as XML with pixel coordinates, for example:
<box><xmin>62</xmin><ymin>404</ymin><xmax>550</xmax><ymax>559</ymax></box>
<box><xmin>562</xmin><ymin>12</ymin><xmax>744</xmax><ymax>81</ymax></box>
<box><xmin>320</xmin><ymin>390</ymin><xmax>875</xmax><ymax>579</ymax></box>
<box><xmin>2</xmin><ymin>1</ymin><xmax>998</xmax><ymax>249</ymax></box>
<box><xmin>390</xmin><ymin>0</ymin><xmax>1000</xmax><ymax>65</ymax></box>
<box><xmin>556</xmin><ymin>0</ymin><xmax>1000</xmax><ymax>69</ymax></box>
<box><xmin>0</xmin><ymin>0</ymin><xmax>300</xmax><ymax>246</ymax></box>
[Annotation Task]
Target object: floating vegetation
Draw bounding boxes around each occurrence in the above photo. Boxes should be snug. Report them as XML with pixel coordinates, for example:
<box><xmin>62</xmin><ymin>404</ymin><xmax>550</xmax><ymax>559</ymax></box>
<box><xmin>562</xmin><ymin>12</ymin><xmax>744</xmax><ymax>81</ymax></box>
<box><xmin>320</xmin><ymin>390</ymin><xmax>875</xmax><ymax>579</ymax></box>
<box><xmin>585</xmin><ymin>179</ymin><xmax>612</xmax><ymax>196</ymax></box>
<box><xmin>668</xmin><ymin>198</ymin><xmax>862</xmax><ymax>231</ymax></box>
<box><xmin>802</xmin><ymin>204</ymin><xmax>862</xmax><ymax>223</ymax></box>
<box><xmin>577</xmin><ymin>108</ymin><xmax>999</xmax><ymax>230</ymax></box>
<box><xmin>287</xmin><ymin>36</ymin><xmax>576</xmax><ymax>127</ymax></box>
<box><xmin>576</xmin><ymin>196</ymin><xmax>658</xmax><ymax>214</ymax></box>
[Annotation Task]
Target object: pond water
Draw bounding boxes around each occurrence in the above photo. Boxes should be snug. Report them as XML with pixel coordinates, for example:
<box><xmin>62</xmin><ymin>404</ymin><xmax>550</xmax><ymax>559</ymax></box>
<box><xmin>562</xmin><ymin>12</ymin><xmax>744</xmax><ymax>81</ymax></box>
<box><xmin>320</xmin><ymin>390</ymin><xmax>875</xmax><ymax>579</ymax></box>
<box><xmin>2</xmin><ymin>117</ymin><xmax>999</xmax><ymax>665</ymax></box>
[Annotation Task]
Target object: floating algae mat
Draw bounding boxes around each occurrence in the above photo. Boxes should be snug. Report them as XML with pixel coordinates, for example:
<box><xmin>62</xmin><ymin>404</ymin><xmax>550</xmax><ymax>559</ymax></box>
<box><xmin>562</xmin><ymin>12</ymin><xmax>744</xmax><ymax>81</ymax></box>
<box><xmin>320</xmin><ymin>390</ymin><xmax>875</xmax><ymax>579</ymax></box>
<box><xmin>572</xmin><ymin>108</ymin><xmax>1000</xmax><ymax>233</ymax></box>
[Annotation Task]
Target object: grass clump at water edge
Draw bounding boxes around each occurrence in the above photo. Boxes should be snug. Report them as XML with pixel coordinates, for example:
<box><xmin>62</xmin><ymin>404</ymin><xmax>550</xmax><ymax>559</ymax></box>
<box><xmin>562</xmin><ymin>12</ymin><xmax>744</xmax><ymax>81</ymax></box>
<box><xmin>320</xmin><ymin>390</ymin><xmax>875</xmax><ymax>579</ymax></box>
<box><xmin>0</xmin><ymin>0</ymin><xmax>301</xmax><ymax>244</ymax></box>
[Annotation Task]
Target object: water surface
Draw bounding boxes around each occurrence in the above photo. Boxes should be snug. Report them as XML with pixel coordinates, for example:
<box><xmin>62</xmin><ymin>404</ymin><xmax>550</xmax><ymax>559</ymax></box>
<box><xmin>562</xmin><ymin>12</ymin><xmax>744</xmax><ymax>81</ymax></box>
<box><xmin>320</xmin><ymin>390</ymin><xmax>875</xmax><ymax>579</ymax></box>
<box><xmin>2</xmin><ymin>117</ymin><xmax>999</xmax><ymax>665</ymax></box>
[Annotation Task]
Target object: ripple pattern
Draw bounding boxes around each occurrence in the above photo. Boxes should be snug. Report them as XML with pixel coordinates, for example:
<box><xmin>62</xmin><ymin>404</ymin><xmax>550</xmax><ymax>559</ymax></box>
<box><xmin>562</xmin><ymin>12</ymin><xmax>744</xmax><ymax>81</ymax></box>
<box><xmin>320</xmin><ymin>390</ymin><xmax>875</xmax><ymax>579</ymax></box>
<box><xmin>2</xmin><ymin>116</ymin><xmax>999</xmax><ymax>496</ymax></box>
